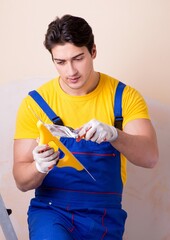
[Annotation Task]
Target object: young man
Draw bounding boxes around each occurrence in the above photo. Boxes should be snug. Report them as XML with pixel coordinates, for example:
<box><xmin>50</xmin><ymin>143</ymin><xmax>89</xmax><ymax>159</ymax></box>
<box><xmin>13</xmin><ymin>15</ymin><xmax>158</xmax><ymax>239</ymax></box>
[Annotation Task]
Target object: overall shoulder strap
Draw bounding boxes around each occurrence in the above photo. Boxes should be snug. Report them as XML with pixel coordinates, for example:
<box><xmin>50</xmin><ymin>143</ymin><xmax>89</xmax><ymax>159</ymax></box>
<box><xmin>28</xmin><ymin>90</ymin><xmax>63</xmax><ymax>125</ymax></box>
<box><xmin>114</xmin><ymin>81</ymin><xmax>126</xmax><ymax>130</ymax></box>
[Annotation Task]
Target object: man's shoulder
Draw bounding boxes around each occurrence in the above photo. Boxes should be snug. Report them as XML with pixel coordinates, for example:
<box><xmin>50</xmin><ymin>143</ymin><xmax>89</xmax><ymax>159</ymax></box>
<box><xmin>100</xmin><ymin>72</ymin><xmax>118</xmax><ymax>82</ymax></box>
<box><xmin>102</xmin><ymin>72</ymin><xmax>125</xmax><ymax>85</ymax></box>
<box><xmin>100</xmin><ymin>72</ymin><xmax>123</xmax><ymax>92</ymax></box>
<box><xmin>37</xmin><ymin>77</ymin><xmax>58</xmax><ymax>93</ymax></box>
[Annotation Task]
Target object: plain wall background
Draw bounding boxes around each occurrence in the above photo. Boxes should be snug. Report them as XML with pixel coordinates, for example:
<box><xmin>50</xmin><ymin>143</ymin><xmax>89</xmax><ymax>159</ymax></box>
<box><xmin>0</xmin><ymin>0</ymin><xmax>170</xmax><ymax>239</ymax></box>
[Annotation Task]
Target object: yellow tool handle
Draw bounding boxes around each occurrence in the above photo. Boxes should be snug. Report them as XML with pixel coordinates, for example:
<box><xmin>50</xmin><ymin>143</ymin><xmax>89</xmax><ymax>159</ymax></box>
<box><xmin>37</xmin><ymin>120</ymin><xmax>84</xmax><ymax>171</ymax></box>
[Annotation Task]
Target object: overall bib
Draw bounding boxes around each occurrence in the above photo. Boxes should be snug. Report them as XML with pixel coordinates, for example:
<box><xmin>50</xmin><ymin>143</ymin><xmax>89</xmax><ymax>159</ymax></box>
<box><xmin>28</xmin><ymin>82</ymin><xmax>127</xmax><ymax>240</ymax></box>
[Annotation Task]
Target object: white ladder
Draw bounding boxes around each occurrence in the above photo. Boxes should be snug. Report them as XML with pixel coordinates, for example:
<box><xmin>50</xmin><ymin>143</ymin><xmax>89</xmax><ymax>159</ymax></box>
<box><xmin>0</xmin><ymin>194</ymin><xmax>18</xmax><ymax>240</ymax></box>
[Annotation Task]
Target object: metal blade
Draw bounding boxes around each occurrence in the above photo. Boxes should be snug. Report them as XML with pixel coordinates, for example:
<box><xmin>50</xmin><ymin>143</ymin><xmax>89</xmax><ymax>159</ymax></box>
<box><xmin>83</xmin><ymin>166</ymin><xmax>96</xmax><ymax>181</ymax></box>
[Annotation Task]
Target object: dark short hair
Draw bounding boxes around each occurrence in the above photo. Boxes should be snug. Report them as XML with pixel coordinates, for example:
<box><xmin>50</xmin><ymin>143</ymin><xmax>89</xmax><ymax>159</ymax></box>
<box><xmin>44</xmin><ymin>14</ymin><xmax>94</xmax><ymax>54</ymax></box>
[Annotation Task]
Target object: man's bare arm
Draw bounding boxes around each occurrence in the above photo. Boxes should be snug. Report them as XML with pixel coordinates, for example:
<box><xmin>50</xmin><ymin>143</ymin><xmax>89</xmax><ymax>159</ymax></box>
<box><xmin>112</xmin><ymin>119</ymin><xmax>159</xmax><ymax>168</ymax></box>
<box><xmin>13</xmin><ymin>139</ymin><xmax>47</xmax><ymax>192</ymax></box>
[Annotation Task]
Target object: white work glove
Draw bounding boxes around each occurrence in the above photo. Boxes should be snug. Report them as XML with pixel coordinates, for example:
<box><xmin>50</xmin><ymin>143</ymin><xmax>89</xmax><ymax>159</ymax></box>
<box><xmin>77</xmin><ymin>119</ymin><xmax>118</xmax><ymax>144</ymax></box>
<box><xmin>32</xmin><ymin>145</ymin><xmax>59</xmax><ymax>174</ymax></box>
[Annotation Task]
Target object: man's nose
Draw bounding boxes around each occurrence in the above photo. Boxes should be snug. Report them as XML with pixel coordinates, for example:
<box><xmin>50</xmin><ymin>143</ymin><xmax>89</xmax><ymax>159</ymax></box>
<box><xmin>66</xmin><ymin>62</ymin><xmax>77</xmax><ymax>76</ymax></box>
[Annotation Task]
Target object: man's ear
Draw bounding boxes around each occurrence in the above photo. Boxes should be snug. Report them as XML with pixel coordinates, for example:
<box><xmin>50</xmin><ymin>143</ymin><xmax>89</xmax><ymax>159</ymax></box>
<box><xmin>91</xmin><ymin>44</ymin><xmax>97</xmax><ymax>59</ymax></box>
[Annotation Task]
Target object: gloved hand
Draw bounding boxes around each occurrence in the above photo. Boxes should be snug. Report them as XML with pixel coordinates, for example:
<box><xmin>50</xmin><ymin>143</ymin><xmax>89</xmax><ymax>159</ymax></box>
<box><xmin>77</xmin><ymin>119</ymin><xmax>118</xmax><ymax>144</ymax></box>
<box><xmin>32</xmin><ymin>144</ymin><xmax>59</xmax><ymax>174</ymax></box>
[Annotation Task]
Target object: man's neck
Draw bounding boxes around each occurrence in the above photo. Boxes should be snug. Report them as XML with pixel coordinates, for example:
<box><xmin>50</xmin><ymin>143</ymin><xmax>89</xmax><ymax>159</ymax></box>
<box><xmin>59</xmin><ymin>72</ymin><xmax>100</xmax><ymax>96</ymax></box>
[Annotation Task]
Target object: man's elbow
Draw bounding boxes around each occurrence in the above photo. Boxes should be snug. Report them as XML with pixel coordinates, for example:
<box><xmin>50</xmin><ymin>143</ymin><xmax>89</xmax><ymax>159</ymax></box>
<box><xmin>16</xmin><ymin>184</ymin><xmax>29</xmax><ymax>192</ymax></box>
<box><xmin>13</xmin><ymin>173</ymin><xmax>32</xmax><ymax>192</ymax></box>
<box><xmin>147</xmin><ymin>151</ymin><xmax>159</xmax><ymax>168</ymax></box>
<box><xmin>148</xmin><ymin>159</ymin><xmax>158</xmax><ymax>168</ymax></box>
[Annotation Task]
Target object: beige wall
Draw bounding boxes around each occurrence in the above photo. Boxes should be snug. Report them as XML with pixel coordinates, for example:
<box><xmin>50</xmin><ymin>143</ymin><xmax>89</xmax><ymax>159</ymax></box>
<box><xmin>0</xmin><ymin>0</ymin><xmax>170</xmax><ymax>239</ymax></box>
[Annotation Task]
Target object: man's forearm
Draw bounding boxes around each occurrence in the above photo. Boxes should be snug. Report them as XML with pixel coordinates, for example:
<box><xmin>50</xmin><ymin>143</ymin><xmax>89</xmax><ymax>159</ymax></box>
<box><xmin>112</xmin><ymin>129</ymin><xmax>158</xmax><ymax>168</ymax></box>
<box><xmin>13</xmin><ymin>162</ymin><xmax>46</xmax><ymax>192</ymax></box>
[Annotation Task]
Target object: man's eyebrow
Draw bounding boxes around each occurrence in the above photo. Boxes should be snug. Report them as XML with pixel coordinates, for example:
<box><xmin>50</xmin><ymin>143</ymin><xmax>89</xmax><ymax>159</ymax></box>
<box><xmin>53</xmin><ymin>53</ymin><xmax>84</xmax><ymax>61</ymax></box>
<box><xmin>72</xmin><ymin>53</ymin><xmax>84</xmax><ymax>59</ymax></box>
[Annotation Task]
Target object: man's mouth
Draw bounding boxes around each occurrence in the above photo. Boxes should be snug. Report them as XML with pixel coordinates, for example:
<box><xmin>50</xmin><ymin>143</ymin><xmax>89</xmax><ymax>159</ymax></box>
<box><xmin>68</xmin><ymin>76</ymin><xmax>80</xmax><ymax>83</ymax></box>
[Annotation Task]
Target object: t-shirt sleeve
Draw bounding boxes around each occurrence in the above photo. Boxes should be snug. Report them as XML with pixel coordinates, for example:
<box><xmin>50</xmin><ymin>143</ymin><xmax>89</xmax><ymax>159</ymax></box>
<box><xmin>122</xmin><ymin>86</ymin><xmax>150</xmax><ymax>128</ymax></box>
<box><xmin>14</xmin><ymin>96</ymin><xmax>43</xmax><ymax>139</ymax></box>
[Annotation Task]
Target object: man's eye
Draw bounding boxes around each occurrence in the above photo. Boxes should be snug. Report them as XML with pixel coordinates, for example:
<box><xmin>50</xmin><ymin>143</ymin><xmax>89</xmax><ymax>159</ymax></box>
<box><xmin>56</xmin><ymin>61</ymin><xmax>65</xmax><ymax>65</ymax></box>
<box><xmin>74</xmin><ymin>57</ymin><xmax>83</xmax><ymax>61</ymax></box>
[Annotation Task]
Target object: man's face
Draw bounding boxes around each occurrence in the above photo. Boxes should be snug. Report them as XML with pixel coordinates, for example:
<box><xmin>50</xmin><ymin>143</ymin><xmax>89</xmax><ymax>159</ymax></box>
<box><xmin>51</xmin><ymin>43</ymin><xmax>96</xmax><ymax>95</ymax></box>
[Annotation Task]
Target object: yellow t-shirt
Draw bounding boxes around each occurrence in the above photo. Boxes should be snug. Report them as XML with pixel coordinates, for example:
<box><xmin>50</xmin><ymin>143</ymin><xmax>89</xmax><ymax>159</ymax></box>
<box><xmin>14</xmin><ymin>72</ymin><xmax>150</xmax><ymax>184</ymax></box>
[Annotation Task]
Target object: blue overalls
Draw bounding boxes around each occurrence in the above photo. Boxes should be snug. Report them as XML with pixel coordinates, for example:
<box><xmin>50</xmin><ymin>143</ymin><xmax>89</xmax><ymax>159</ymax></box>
<box><xmin>28</xmin><ymin>82</ymin><xmax>127</xmax><ymax>240</ymax></box>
